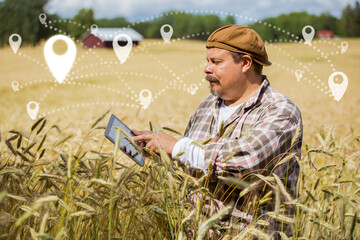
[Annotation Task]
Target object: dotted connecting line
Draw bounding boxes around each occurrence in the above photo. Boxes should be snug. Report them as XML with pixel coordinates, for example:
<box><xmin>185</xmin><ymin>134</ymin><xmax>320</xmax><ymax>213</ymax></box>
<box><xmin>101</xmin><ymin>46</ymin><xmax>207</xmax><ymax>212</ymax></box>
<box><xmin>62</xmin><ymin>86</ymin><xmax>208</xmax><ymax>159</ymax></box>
<box><xmin>42</xmin><ymin>20</ymin><xmax>81</xmax><ymax>44</ymax></box>
<box><xmin>136</xmin><ymin>45</ymin><xmax>181</xmax><ymax>79</ymax></box>
<box><xmin>29</xmin><ymin>10</ymin><xmax>344</xmax><ymax>118</ymax></box>
<box><xmin>38</xmin><ymin>101</ymin><xmax>141</xmax><ymax>119</ymax></box>
<box><xmin>41</xmin><ymin>9</ymin><xmax>341</xmax><ymax>82</ymax></box>
<box><xmin>315</xmin><ymin>39</ymin><xmax>344</xmax><ymax>48</ymax></box>
<box><xmin>44</xmin><ymin>19</ymin><xmax>110</xmax><ymax>69</ymax></box>
<box><xmin>305</xmin><ymin>43</ymin><xmax>337</xmax><ymax>72</ymax></box>
<box><xmin>72</xmin><ymin>45</ymin><xmax>108</xmax><ymax>68</ymax></box>
<box><xmin>91</xmin><ymin>10</ymin><xmax>340</xmax><ymax>88</ymax></box>
<box><xmin>37</xmin><ymin>79</ymin><xmax>206</xmax><ymax>118</ymax></box>
<box><xmin>180</xmin><ymin>63</ymin><xmax>207</xmax><ymax>78</ymax></box>
<box><xmin>268</xmin><ymin>43</ymin><xmax>330</xmax><ymax>94</ymax></box>
<box><xmin>38</xmin><ymin>19</ymin><xmax>212</xmax><ymax>104</ymax></box>
<box><xmin>16</xmin><ymin>52</ymin><xmax>48</xmax><ymax>71</ymax></box>
<box><xmin>266</xmin><ymin>38</ymin><xmax>337</xmax><ymax>73</ymax></box>
<box><xmin>129</xmin><ymin>9</ymin><xmax>299</xmax><ymax>42</ymax></box>
<box><xmin>68</xmin><ymin>58</ymin><xmax>122</xmax><ymax>77</ymax></box>
<box><xmin>19</xmin><ymin>79</ymin><xmax>57</xmax><ymax>89</ymax></box>
<box><xmin>273</xmin><ymin>62</ymin><xmax>332</xmax><ymax>97</ymax></box>
<box><xmin>38</xmin><ymin>71</ymin><xmax>128</xmax><ymax>102</ymax></box>
<box><xmin>37</xmin><ymin>70</ymin><xmax>172</xmax><ymax>103</ymax></box>
<box><xmin>50</xmin><ymin>19</ymin><xmax>90</xmax><ymax>31</ymax></box>
<box><xmin>43</xmin><ymin>10</ymin><xmax>337</xmax><ymax>86</ymax></box>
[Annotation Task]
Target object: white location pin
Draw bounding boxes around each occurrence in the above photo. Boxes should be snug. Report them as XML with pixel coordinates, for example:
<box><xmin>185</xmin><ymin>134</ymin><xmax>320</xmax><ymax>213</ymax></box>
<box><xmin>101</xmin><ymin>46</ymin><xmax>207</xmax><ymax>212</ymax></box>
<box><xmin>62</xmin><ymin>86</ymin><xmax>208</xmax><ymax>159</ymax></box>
<box><xmin>328</xmin><ymin>71</ymin><xmax>348</xmax><ymax>101</ymax></box>
<box><xmin>44</xmin><ymin>35</ymin><xmax>76</xmax><ymax>84</ymax></box>
<box><xmin>189</xmin><ymin>83</ymin><xmax>198</xmax><ymax>95</ymax></box>
<box><xmin>9</xmin><ymin>34</ymin><xmax>22</xmax><ymax>54</ymax></box>
<box><xmin>39</xmin><ymin>13</ymin><xmax>47</xmax><ymax>25</ymax></box>
<box><xmin>295</xmin><ymin>70</ymin><xmax>303</xmax><ymax>82</ymax></box>
<box><xmin>160</xmin><ymin>24</ymin><xmax>173</xmax><ymax>43</ymax></box>
<box><xmin>12</xmin><ymin>81</ymin><xmax>19</xmax><ymax>92</ymax></box>
<box><xmin>91</xmin><ymin>24</ymin><xmax>98</xmax><ymax>35</ymax></box>
<box><xmin>113</xmin><ymin>34</ymin><xmax>132</xmax><ymax>64</ymax></box>
<box><xmin>139</xmin><ymin>89</ymin><xmax>152</xmax><ymax>109</ymax></box>
<box><xmin>340</xmin><ymin>41</ymin><xmax>348</xmax><ymax>54</ymax></box>
<box><xmin>302</xmin><ymin>25</ymin><xmax>315</xmax><ymax>46</ymax></box>
<box><xmin>27</xmin><ymin>101</ymin><xmax>39</xmax><ymax>120</ymax></box>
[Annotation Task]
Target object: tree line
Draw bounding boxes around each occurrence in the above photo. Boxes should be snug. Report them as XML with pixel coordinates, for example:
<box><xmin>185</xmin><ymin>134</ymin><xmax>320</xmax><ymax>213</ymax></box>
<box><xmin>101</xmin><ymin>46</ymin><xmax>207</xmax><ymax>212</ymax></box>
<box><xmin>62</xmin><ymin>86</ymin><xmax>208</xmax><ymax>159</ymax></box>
<box><xmin>1</xmin><ymin>0</ymin><xmax>360</xmax><ymax>46</ymax></box>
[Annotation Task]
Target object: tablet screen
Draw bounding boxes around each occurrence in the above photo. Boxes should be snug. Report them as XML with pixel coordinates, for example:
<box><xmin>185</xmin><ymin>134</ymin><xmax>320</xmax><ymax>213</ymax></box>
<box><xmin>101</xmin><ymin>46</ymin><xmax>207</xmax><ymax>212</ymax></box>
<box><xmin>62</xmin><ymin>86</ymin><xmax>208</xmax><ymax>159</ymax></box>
<box><xmin>104</xmin><ymin>114</ymin><xmax>145</xmax><ymax>166</ymax></box>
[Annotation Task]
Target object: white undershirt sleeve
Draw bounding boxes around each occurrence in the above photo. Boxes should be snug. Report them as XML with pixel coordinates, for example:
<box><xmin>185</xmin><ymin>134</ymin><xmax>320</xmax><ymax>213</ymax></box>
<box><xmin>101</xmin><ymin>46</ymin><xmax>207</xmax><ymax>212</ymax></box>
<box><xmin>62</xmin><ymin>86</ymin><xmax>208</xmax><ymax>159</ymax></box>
<box><xmin>172</xmin><ymin>137</ymin><xmax>207</xmax><ymax>172</ymax></box>
<box><xmin>172</xmin><ymin>101</ymin><xmax>242</xmax><ymax>173</ymax></box>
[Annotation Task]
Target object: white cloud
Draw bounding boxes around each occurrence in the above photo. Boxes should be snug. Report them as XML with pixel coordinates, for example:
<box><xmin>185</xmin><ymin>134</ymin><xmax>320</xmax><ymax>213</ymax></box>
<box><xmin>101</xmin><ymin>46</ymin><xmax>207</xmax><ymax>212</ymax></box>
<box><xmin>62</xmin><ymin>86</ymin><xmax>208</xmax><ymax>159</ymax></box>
<box><xmin>258</xmin><ymin>0</ymin><xmax>272</xmax><ymax>8</ymax></box>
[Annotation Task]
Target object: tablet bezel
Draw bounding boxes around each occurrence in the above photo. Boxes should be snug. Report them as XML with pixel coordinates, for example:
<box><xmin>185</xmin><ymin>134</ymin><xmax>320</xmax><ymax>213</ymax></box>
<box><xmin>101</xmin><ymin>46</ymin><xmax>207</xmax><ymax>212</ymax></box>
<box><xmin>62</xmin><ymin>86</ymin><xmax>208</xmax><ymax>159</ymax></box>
<box><xmin>104</xmin><ymin>114</ymin><xmax>145</xmax><ymax>166</ymax></box>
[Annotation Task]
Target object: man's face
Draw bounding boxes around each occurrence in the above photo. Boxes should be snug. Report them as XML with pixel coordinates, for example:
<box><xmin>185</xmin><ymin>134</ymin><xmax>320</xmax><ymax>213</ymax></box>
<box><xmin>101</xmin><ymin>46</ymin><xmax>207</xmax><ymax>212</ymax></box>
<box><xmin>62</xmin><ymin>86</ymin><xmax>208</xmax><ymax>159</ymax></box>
<box><xmin>204</xmin><ymin>48</ymin><xmax>245</xmax><ymax>102</ymax></box>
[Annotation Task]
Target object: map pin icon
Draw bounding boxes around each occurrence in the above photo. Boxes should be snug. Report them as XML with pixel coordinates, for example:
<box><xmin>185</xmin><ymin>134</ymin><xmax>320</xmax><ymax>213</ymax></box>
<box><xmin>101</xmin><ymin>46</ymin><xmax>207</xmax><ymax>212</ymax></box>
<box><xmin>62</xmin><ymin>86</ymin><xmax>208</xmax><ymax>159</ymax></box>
<box><xmin>295</xmin><ymin>70</ymin><xmax>303</xmax><ymax>82</ymax></box>
<box><xmin>328</xmin><ymin>71</ymin><xmax>348</xmax><ymax>101</ymax></box>
<box><xmin>9</xmin><ymin>34</ymin><xmax>22</xmax><ymax>54</ymax></box>
<box><xmin>139</xmin><ymin>89</ymin><xmax>152</xmax><ymax>109</ymax></box>
<box><xmin>113</xmin><ymin>34</ymin><xmax>132</xmax><ymax>64</ymax></box>
<box><xmin>27</xmin><ymin>101</ymin><xmax>39</xmax><ymax>120</ymax></box>
<box><xmin>91</xmin><ymin>24</ymin><xmax>98</xmax><ymax>35</ymax></box>
<box><xmin>189</xmin><ymin>83</ymin><xmax>198</xmax><ymax>95</ymax></box>
<box><xmin>44</xmin><ymin>35</ymin><xmax>76</xmax><ymax>84</ymax></box>
<box><xmin>341</xmin><ymin>42</ymin><xmax>348</xmax><ymax>54</ymax></box>
<box><xmin>39</xmin><ymin>13</ymin><xmax>47</xmax><ymax>25</ymax></box>
<box><xmin>302</xmin><ymin>25</ymin><xmax>315</xmax><ymax>46</ymax></box>
<box><xmin>160</xmin><ymin>24</ymin><xmax>173</xmax><ymax>43</ymax></box>
<box><xmin>12</xmin><ymin>81</ymin><xmax>19</xmax><ymax>92</ymax></box>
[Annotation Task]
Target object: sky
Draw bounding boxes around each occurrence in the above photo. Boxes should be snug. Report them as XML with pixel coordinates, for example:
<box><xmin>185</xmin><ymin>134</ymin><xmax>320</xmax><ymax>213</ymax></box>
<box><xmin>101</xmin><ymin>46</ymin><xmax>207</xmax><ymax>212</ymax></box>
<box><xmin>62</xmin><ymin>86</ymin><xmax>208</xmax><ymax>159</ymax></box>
<box><xmin>44</xmin><ymin>0</ymin><xmax>357</xmax><ymax>22</ymax></box>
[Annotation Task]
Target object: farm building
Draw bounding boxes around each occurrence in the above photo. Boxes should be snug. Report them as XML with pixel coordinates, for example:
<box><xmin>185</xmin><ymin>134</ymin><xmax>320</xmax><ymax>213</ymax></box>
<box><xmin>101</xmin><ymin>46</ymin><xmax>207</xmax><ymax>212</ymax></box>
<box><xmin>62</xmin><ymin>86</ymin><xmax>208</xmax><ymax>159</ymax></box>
<box><xmin>316</xmin><ymin>30</ymin><xmax>335</xmax><ymax>39</ymax></box>
<box><xmin>81</xmin><ymin>28</ymin><xmax>143</xmax><ymax>48</ymax></box>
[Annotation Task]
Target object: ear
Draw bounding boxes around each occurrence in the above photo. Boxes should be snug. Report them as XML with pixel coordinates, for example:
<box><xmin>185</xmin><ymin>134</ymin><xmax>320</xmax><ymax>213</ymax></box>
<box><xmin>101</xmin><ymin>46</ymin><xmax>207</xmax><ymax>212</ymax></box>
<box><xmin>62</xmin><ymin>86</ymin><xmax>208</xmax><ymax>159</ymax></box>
<box><xmin>241</xmin><ymin>55</ymin><xmax>253</xmax><ymax>73</ymax></box>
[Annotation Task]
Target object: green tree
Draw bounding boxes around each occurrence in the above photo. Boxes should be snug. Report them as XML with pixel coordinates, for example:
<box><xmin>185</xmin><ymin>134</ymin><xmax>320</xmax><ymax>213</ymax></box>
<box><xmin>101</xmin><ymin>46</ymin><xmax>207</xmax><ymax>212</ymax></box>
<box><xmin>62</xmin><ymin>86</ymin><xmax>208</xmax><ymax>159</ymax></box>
<box><xmin>317</xmin><ymin>12</ymin><xmax>339</xmax><ymax>34</ymax></box>
<box><xmin>132</xmin><ymin>22</ymin><xmax>152</xmax><ymax>38</ymax></box>
<box><xmin>222</xmin><ymin>15</ymin><xmax>236</xmax><ymax>26</ymax></box>
<box><xmin>188</xmin><ymin>15</ymin><xmax>206</xmax><ymax>39</ymax></box>
<box><xmin>340</xmin><ymin>1</ymin><xmax>360</xmax><ymax>37</ymax></box>
<box><xmin>142</xmin><ymin>11</ymin><xmax>226</xmax><ymax>40</ymax></box>
<box><xmin>0</xmin><ymin>0</ymin><xmax>48</xmax><ymax>46</ymax></box>
<box><xmin>250</xmin><ymin>11</ymin><xmax>341</xmax><ymax>41</ymax></box>
<box><xmin>70</xmin><ymin>8</ymin><xmax>95</xmax><ymax>39</ymax></box>
<box><xmin>202</xmin><ymin>14</ymin><xmax>222</xmax><ymax>35</ymax></box>
<box><xmin>96</xmin><ymin>17</ymin><xmax>128</xmax><ymax>28</ymax></box>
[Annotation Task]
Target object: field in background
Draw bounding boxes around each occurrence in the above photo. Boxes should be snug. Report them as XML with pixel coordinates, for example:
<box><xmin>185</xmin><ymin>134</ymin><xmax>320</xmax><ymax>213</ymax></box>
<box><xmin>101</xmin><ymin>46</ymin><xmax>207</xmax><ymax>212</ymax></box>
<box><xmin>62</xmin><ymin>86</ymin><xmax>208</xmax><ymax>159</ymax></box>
<box><xmin>0</xmin><ymin>38</ymin><xmax>359</xmax><ymax>238</ymax></box>
<box><xmin>1</xmin><ymin>39</ymin><xmax>359</xmax><ymax>141</ymax></box>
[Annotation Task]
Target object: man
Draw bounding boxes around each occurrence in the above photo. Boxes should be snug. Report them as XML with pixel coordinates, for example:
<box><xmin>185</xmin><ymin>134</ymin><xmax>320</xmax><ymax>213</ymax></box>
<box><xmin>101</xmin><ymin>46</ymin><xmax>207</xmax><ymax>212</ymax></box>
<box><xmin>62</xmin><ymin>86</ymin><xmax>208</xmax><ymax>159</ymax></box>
<box><xmin>132</xmin><ymin>25</ymin><xmax>302</xmax><ymax>236</ymax></box>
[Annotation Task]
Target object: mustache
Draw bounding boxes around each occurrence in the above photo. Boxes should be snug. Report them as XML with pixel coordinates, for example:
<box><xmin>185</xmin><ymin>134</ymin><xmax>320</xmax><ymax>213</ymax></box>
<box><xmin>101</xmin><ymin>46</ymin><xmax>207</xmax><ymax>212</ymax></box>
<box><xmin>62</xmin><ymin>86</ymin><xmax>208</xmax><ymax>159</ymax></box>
<box><xmin>206</xmin><ymin>75</ymin><xmax>219</xmax><ymax>82</ymax></box>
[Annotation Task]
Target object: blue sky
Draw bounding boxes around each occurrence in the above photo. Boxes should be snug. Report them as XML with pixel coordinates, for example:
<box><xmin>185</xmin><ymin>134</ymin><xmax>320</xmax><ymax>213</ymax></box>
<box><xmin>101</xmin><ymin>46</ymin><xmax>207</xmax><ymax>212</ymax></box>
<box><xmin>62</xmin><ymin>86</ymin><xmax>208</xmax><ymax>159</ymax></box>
<box><xmin>44</xmin><ymin>0</ymin><xmax>357</xmax><ymax>22</ymax></box>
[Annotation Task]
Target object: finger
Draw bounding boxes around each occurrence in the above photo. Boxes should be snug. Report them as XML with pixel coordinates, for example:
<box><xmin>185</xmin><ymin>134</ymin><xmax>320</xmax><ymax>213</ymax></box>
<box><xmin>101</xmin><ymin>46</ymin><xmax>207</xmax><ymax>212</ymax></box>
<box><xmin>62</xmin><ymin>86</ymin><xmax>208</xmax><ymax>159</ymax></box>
<box><xmin>146</xmin><ymin>140</ymin><xmax>158</xmax><ymax>153</ymax></box>
<box><xmin>133</xmin><ymin>134</ymin><xmax>154</xmax><ymax>142</ymax></box>
<box><xmin>132</xmin><ymin>129</ymin><xmax>152</xmax><ymax>136</ymax></box>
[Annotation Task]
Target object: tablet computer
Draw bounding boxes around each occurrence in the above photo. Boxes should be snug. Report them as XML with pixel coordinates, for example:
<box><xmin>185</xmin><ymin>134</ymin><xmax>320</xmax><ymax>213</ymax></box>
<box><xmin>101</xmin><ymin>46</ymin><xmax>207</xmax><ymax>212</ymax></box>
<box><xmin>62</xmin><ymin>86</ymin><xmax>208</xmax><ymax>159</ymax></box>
<box><xmin>104</xmin><ymin>114</ymin><xmax>145</xmax><ymax>166</ymax></box>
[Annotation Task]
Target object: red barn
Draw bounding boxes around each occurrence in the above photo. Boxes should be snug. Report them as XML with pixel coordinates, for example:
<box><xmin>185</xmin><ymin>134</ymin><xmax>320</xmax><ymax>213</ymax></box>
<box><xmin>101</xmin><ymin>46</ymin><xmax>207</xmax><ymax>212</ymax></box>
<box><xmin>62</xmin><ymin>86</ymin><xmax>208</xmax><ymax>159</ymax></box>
<box><xmin>316</xmin><ymin>30</ymin><xmax>335</xmax><ymax>39</ymax></box>
<box><xmin>81</xmin><ymin>28</ymin><xmax>143</xmax><ymax>49</ymax></box>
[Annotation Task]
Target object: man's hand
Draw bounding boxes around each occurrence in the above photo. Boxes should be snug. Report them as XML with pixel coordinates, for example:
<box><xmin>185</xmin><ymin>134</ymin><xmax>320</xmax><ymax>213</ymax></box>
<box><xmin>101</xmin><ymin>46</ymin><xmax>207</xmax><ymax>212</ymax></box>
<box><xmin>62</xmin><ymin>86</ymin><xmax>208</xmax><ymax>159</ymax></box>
<box><xmin>132</xmin><ymin>129</ymin><xmax>177</xmax><ymax>155</ymax></box>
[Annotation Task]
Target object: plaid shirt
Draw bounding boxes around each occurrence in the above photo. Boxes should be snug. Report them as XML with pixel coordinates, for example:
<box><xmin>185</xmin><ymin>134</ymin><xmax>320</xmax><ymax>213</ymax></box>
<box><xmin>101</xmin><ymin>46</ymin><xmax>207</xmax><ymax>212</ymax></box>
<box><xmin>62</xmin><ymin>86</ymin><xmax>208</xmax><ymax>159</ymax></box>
<box><xmin>184</xmin><ymin>76</ymin><xmax>302</xmax><ymax>236</ymax></box>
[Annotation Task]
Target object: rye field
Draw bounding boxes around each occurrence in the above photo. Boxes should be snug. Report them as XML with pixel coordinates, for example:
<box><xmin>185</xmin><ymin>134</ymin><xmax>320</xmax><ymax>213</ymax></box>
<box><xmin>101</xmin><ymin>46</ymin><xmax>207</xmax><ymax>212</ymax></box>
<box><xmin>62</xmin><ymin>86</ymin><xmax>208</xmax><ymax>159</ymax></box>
<box><xmin>0</xmin><ymin>38</ymin><xmax>359</xmax><ymax>239</ymax></box>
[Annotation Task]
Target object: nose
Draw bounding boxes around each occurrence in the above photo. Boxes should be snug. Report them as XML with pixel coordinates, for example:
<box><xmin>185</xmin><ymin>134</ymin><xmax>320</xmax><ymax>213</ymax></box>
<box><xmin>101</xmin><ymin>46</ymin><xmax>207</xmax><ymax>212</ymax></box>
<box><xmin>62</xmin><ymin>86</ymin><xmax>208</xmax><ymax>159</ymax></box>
<box><xmin>204</xmin><ymin>62</ymin><xmax>213</xmax><ymax>74</ymax></box>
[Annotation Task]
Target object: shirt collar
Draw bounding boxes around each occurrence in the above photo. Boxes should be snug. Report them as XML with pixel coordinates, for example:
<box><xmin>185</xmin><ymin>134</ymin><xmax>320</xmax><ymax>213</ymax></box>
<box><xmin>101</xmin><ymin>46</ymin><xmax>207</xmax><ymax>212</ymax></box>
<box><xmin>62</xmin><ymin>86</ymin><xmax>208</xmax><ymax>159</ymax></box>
<box><xmin>243</xmin><ymin>75</ymin><xmax>269</xmax><ymax>109</ymax></box>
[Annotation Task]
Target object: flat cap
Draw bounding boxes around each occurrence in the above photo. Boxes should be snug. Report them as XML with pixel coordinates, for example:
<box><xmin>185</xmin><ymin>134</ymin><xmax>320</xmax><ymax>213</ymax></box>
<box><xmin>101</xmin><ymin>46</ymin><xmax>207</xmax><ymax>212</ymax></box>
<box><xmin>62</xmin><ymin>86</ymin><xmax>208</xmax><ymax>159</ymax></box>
<box><xmin>206</xmin><ymin>25</ymin><xmax>271</xmax><ymax>66</ymax></box>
